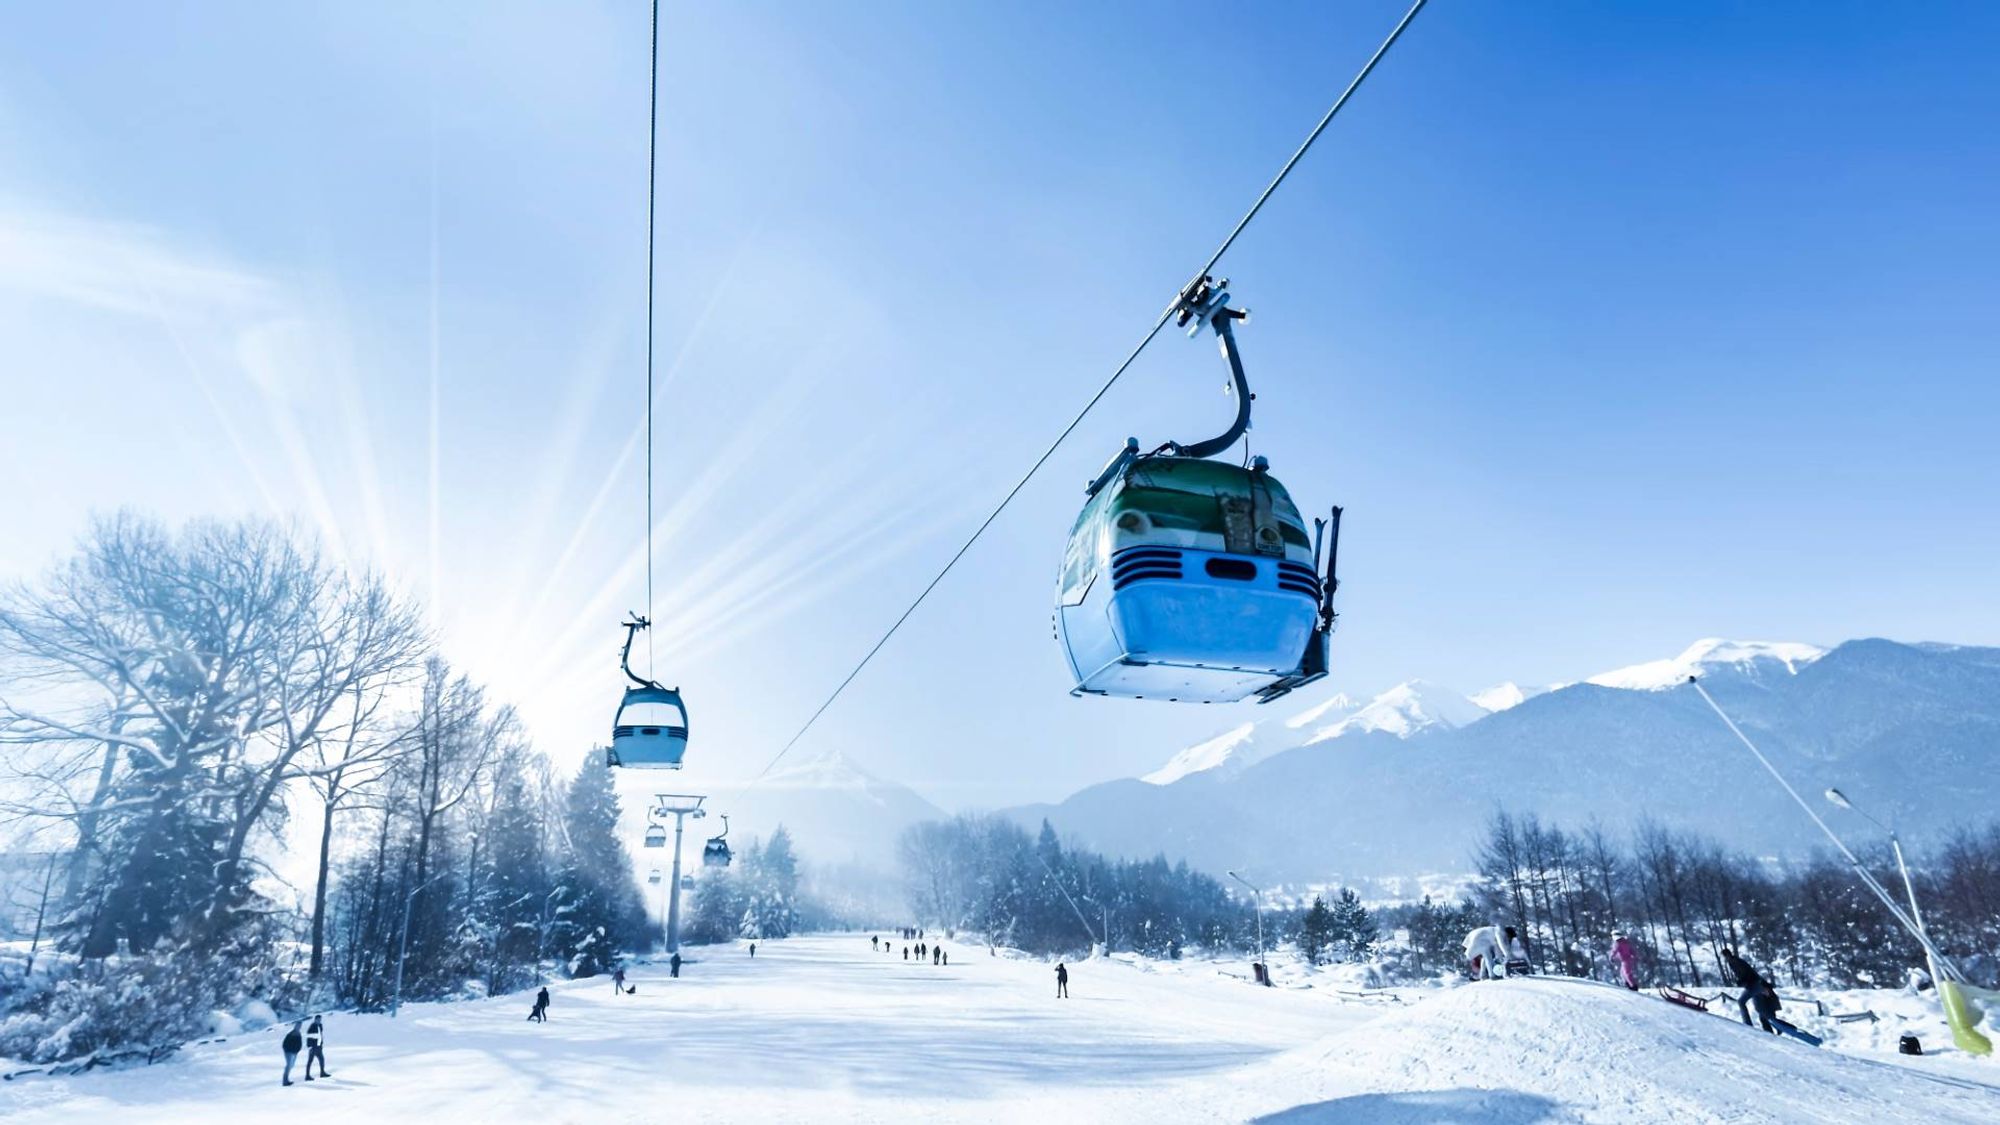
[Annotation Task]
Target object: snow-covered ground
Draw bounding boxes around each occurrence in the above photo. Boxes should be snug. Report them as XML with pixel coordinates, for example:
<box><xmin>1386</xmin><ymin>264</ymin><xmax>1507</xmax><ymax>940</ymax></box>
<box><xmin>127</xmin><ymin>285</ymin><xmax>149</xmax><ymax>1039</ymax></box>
<box><xmin>2</xmin><ymin>936</ymin><xmax>1993</xmax><ymax>1123</ymax></box>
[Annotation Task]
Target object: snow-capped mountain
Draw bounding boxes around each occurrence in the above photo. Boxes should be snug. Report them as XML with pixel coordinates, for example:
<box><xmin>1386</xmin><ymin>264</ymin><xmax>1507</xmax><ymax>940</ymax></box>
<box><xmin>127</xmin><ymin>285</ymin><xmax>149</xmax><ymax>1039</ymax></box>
<box><xmin>1140</xmin><ymin>693</ymin><xmax>1363</xmax><ymax>786</ymax></box>
<box><xmin>1299</xmin><ymin>679</ymin><xmax>1489</xmax><ymax>743</ymax></box>
<box><xmin>1585</xmin><ymin>638</ymin><xmax>1825</xmax><ymax>691</ymax></box>
<box><xmin>1006</xmin><ymin>638</ymin><xmax>2000</xmax><ymax>884</ymax></box>
<box><xmin>1143</xmin><ymin>680</ymin><xmax>1493</xmax><ymax>786</ymax></box>
<box><xmin>1468</xmin><ymin>681</ymin><xmax>1543</xmax><ymax>712</ymax></box>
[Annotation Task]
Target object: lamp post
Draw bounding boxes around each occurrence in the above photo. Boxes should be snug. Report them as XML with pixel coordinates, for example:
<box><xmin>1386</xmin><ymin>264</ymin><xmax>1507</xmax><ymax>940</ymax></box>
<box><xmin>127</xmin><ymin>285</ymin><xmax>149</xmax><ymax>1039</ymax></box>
<box><xmin>1824</xmin><ymin>788</ymin><xmax>1934</xmax><ymax>971</ymax></box>
<box><xmin>1227</xmin><ymin>870</ymin><xmax>1268</xmax><ymax>985</ymax></box>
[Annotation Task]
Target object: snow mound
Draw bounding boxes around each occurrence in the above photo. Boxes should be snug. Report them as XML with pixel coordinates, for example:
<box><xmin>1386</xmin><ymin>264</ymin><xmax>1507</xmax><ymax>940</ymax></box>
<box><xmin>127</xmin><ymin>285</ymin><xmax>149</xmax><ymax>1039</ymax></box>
<box><xmin>1292</xmin><ymin>978</ymin><xmax>1994</xmax><ymax>1124</ymax></box>
<box><xmin>1586</xmin><ymin>638</ymin><xmax>1825</xmax><ymax>692</ymax></box>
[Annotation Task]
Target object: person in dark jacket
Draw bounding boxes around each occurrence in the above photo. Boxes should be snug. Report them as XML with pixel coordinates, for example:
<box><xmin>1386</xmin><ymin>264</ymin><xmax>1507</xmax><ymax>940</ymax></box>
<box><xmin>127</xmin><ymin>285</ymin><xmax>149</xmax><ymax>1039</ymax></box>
<box><xmin>1721</xmin><ymin>946</ymin><xmax>1764</xmax><ymax>1027</ymax></box>
<box><xmin>749</xmin><ymin>942</ymin><xmax>757</xmax><ymax>958</ymax></box>
<box><xmin>528</xmin><ymin>986</ymin><xmax>550</xmax><ymax>1022</ymax></box>
<box><xmin>303</xmin><ymin>1015</ymin><xmax>330</xmax><ymax>1080</ymax></box>
<box><xmin>281</xmin><ymin>1021</ymin><xmax>303</xmax><ymax>1086</ymax></box>
<box><xmin>933</xmin><ymin>945</ymin><xmax>941</xmax><ymax>966</ymax></box>
<box><xmin>670</xmin><ymin>951</ymin><xmax>682</xmax><ymax>978</ymax></box>
<box><xmin>613</xmin><ymin>967</ymin><xmax>626</xmax><ymax>994</ymax></box>
<box><xmin>1055</xmin><ymin>962</ymin><xmax>1069</xmax><ymax>998</ymax></box>
<box><xmin>1749</xmin><ymin>980</ymin><xmax>1782</xmax><ymax>1034</ymax></box>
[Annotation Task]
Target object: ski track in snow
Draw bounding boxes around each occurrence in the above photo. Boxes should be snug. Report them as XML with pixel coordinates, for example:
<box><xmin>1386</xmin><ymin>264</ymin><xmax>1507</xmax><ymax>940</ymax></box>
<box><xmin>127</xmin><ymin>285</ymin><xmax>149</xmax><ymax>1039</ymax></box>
<box><xmin>2</xmin><ymin>936</ymin><xmax>1994</xmax><ymax>1124</ymax></box>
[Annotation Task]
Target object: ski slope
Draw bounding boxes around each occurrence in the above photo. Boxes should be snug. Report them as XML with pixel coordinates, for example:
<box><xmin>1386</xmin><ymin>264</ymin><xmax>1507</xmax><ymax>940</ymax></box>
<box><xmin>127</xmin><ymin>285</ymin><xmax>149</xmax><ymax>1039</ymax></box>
<box><xmin>3</xmin><ymin>935</ymin><xmax>1994</xmax><ymax>1123</ymax></box>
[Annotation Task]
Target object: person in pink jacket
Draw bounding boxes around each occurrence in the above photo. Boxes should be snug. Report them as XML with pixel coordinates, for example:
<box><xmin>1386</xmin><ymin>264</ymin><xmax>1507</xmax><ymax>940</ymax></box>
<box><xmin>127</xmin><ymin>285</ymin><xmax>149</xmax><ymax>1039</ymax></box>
<box><xmin>1609</xmin><ymin>932</ymin><xmax>1640</xmax><ymax>990</ymax></box>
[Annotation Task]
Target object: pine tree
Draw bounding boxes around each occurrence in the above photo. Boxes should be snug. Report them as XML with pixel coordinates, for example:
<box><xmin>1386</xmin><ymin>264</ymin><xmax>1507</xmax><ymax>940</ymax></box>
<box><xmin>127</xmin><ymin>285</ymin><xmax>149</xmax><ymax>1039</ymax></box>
<box><xmin>551</xmin><ymin>756</ymin><xmax>646</xmax><ymax>976</ymax></box>
<box><xmin>1296</xmin><ymin>895</ymin><xmax>1334</xmax><ymax>966</ymax></box>
<box><xmin>479</xmin><ymin>767</ymin><xmax>551</xmax><ymax>990</ymax></box>
<box><xmin>741</xmin><ymin>826</ymin><xmax>801</xmax><ymax>939</ymax></box>
<box><xmin>1328</xmin><ymin>887</ymin><xmax>1378</xmax><ymax>962</ymax></box>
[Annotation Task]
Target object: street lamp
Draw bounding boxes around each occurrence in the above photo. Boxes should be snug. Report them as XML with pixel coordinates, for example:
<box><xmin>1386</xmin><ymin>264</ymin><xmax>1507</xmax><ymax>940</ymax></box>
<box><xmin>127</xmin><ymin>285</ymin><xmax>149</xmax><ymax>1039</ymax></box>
<box><xmin>1227</xmin><ymin>870</ymin><xmax>1269</xmax><ymax>986</ymax></box>
<box><xmin>1824</xmin><ymin>788</ymin><xmax>1934</xmax><ymax>968</ymax></box>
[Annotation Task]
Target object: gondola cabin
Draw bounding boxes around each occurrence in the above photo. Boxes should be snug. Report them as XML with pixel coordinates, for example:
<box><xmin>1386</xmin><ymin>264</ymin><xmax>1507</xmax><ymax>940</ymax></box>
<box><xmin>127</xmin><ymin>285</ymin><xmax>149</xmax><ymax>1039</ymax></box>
<box><xmin>643</xmin><ymin>823</ymin><xmax>667</xmax><ymax>849</ymax></box>
<box><xmin>702</xmin><ymin>837</ymin><xmax>732</xmax><ymax>868</ymax></box>
<box><xmin>1055</xmin><ymin>454</ymin><xmax>1327</xmax><ymax>702</ymax></box>
<box><xmin>607</xmin><ymin>685</ymin><xmax>688</xmax><ymax>769</ymax></box>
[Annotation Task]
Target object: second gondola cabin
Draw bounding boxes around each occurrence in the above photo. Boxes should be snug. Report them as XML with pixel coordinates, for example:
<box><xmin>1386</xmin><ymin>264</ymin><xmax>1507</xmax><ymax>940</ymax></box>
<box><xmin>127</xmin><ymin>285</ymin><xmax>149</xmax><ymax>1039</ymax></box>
<box><xmin>1056</xmin><ymin>453</ymin><xmax>1326</xmax><ymax>703</ymax></box>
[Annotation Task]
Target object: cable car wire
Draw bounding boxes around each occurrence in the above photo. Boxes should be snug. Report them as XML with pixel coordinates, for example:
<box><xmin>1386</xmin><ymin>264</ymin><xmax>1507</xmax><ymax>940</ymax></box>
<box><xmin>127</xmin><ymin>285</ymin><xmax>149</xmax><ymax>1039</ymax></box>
<box><xmin>734</xmin><ymin>0</ymin><xmax>1429</xmax><ymax>794</ymax></box>
<box><xmin>644</xmin><ymin>0</ymin><xmax>660</xmax><ymax>676</ymax></box>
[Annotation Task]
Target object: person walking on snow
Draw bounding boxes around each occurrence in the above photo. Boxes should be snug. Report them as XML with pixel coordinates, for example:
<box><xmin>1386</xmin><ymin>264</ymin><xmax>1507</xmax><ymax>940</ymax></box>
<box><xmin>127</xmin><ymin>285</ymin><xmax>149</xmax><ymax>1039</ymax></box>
<box><xmin>933</xmin><ymin>945</ymin><xmax>941</xmax><ymax>966</ymax></box>
<box><xmin>1720</xmin><ymin>946</ymin><xmax>1765</xmax><ymax>1028</ymax></box>
<box><xmin>303</xmin><ymin>1014</ymin><xmax>330</xmax><ymax>1080</ymax></box>
<box><xmin>528</xmin><ymin>986</ymin><xmax>551</xmax><ymax>1022</ymax></box>
<box><xmin>1055</xmin><ymin>962</ymin><xmax>1070</xmax><ymax>998</ymax></box>
<box><xmin>613</xmin><ymin>967</ymin><xmax>627</xmax><ymax>994</ymax></box>
<box><xmin>903</xmin><ymin>946</ymin><xmax>909</xmax><ymax>961</ymax></box>
<box><xmin>670</xmin><ymin>951</ymin><xmax>683</xmax><ymax>978</ymax></box>
<box><xmin>1462</xmin><ymin>924</ymin><xmax>1506</xmax><ymax>980</ymax></box>
<box><xmin>281</xmin><ymin>1020</ymin><xmax>303</xmax><ymax>1086</ymax></box>
<box><xmin>1609</xmin><ymin>932</ymin><xmax>1640</xmax><ymax>990</ymax></box>
<box><xmin>872</xmin><ymin>935</ymin><xmax>879</xmax><ymax>951</ymax></box>
<box><xmin>1749</xmin><ymin>979</ymin><xmax>1782</xmax><ymax>1034</ymax></box>
<box><xmin>749</xmin><ymin>942</ymin><xmax>757</xmax><ymax>958</ymax></box>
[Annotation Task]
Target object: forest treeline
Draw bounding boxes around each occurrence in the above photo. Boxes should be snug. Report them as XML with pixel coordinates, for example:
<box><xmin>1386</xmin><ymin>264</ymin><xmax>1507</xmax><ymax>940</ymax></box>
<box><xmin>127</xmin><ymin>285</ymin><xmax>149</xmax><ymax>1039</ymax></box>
<box><xmin>900</xmin><ymin>808</ymin><xmax>2000</xmax><ymax>995</ymax></box>
<box><xmin>1455</xmin><ymin>809</ymin><xmax>2000</xmax><ymax>990</ymax></box>
<box><xmin>0</xmin><ymin>515</ymin><xmax>651</xmax><ymax>1064</ymax></box>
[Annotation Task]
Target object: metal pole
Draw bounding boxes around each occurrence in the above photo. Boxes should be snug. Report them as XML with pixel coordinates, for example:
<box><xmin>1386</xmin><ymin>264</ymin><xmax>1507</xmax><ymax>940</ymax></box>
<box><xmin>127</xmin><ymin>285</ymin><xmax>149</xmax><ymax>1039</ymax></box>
<box><xmin>666</xmin><ymin>812</ymin><xmax>685</xmax><ymax>954</ymax></box>
<box><xmin>1228</xmin><ymin>871</ymin><xmax>1267</xmax><ymax>984</ymax></box>
<box><xmin>392</xmin><ymin>873</ymin><xmax>443</xmax><ymax>1017</ymax></box>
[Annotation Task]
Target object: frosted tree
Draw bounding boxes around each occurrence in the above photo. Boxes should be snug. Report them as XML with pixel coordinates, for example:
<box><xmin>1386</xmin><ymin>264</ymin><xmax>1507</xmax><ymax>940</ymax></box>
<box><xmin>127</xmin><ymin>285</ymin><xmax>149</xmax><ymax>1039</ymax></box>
<box><xmin>1295</xmin><ymin>895</ymin><xmax>1334</xmax><ymax>966</ymax></box>
<box><xmin>550</xmin><ymin>755</ymin><xmax>645</xmax><ymax>976</ymax></box>
<box><xmin>1327</xmin><ymin>887</ymin><xmax>1378</xmax><ymax>961</ymax></box>
<box><xmin>741</xmin><ymin>826</ymin><xmax>802</xmax><ymax>939</ymax></box>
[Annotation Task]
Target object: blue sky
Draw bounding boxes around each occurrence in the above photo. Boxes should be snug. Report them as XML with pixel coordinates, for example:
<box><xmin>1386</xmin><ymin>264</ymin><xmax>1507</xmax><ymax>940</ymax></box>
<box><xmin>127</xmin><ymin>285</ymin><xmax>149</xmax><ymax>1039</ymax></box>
<box><xmin>2</xmin><ymin>1</ymin><xmax>1996</xmax><ymax>810</ymax></box>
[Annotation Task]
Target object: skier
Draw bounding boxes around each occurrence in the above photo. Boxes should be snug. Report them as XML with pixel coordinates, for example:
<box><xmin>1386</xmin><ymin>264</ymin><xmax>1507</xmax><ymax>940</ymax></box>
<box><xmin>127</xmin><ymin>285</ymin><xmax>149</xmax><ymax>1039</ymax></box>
<box><xmin>303</xmin><ymin>1014</ymin><xmax>330</xmax><ymax>1080</ymax></box>
<box><xmin>1503</xmin><ymin>926</ymin><xmax>1533</xmax><ymax>977</ymax></box>
<box><xmin>281</xmin><ymin>1020</ymin><xmax>303</xmax><ymax>1086</ymax></box>
<box><xmin>670</xmin><ymin>951</ymin><xmax>683</xmax><ymax>978</ymax></box>
<box><xmin>613</xmin><ymin>967</ymin><xmax>627</xmax><ymax>994</ymax></box>
<box><xmin>1609</xmin><ymin>932</ymin><xmax>1640</xmax><ymax>991</ymax></box>
<box><xmin>1462</xmin><ymin>924</ymin><xmax>1506</xmax><ymax>981</ymax></box>
<box><xmin>1720</xmin><ymin>946</ymin><xmax>1764</xmax><ymax>1028</ymax></box>
<box><xmin>1055</xmin><ymin>962</ymin><xmax>1070</xmax><ymax>999</ymax></box>
<box><xmin>528</xmin><ymin>986</ymin><xmax>551</xmax><ymax>1022</ymax></box>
